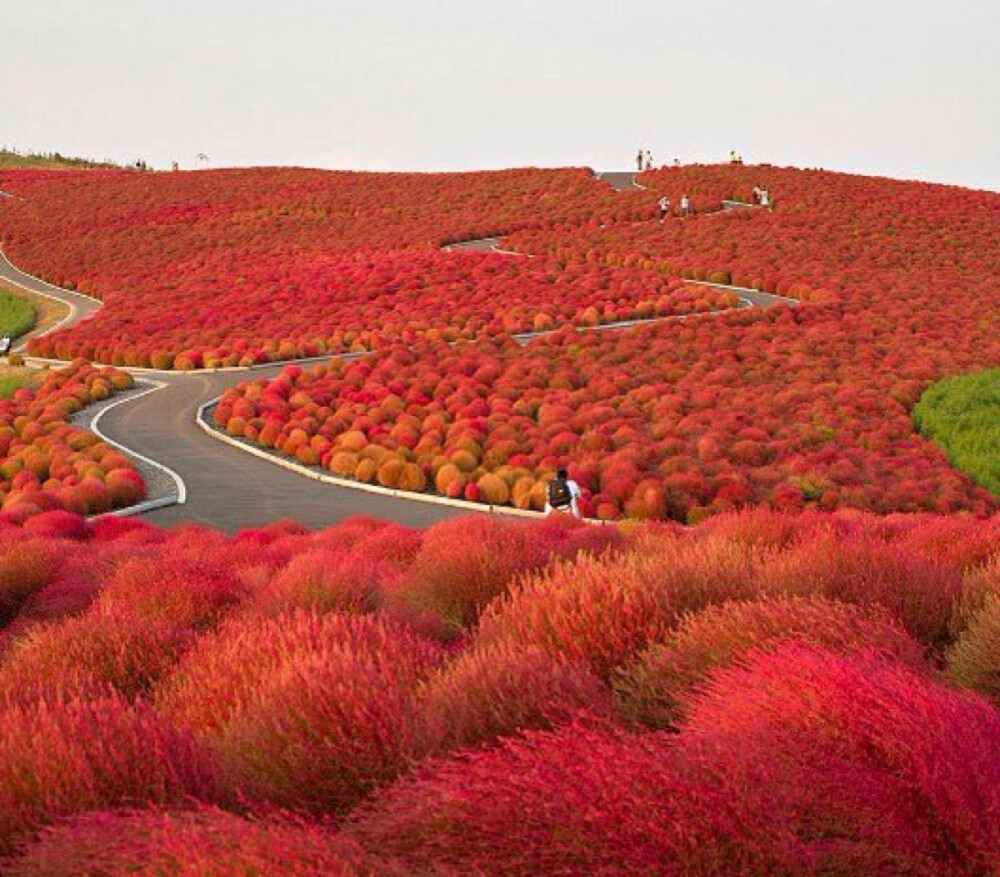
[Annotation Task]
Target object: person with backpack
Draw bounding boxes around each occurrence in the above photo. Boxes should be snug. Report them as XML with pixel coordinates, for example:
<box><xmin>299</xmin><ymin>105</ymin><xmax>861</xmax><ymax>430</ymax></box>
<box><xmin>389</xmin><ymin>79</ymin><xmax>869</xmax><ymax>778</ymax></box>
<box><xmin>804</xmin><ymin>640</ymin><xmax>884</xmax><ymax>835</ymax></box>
<box><xmin>545</xmin><ymin>467</ymin><xmax>582</xmax><ymax>519</ymax></box>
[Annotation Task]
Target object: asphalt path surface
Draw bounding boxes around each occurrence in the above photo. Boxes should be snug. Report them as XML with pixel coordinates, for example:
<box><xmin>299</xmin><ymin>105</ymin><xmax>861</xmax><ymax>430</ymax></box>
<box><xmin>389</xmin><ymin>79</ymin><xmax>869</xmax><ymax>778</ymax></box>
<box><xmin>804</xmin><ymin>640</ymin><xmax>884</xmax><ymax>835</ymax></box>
<box><xmin>0</xmin><ymin>171</ymin><xmax>794</xmax><ymax>531</ymax></box>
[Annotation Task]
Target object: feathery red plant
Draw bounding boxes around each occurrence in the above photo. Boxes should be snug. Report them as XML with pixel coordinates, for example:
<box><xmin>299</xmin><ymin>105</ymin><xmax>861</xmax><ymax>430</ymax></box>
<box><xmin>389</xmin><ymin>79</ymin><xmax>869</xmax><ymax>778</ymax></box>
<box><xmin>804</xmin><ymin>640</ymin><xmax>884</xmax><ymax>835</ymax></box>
<box><xmin>615</xmin><ymin>595</ymin><xmax>928</xmax><ymax>729</ymax></box>
<box><xmin>947</xmin><ymin>595</ymin><xmax>1000</xmax><ymax>704</ymax></box>
<box><xmin>675</xmin><ymin>645</ymin><xmax>1000</xmax><ymax>873</ymax></box>
<box><xmin>417</xmin><ymin>642</ymin><xmax>615</xmax><ymax>756</ymax></box>
<box><xmin>348</xmin><ymin>719</ymin><xmax>811</xmax><ymax>875</ymax></box>
<box><xmin>473</xmin><ymin>535</ymin><xmax>760</xmax><ymax>679</ymax></box>
<box><xmin>2</xmin><ymin>806</ymin><xmax>385</xmax><ymax>877</ymax></box>
<box><xmin>0</xmin><ymin>694</ymin><xmax>222</xmax><ymax>856</ymax></box>
<box><xmin>155</xmin><ymin>611</ymin><xmax>442</xmax><ymax>813</ymax></box>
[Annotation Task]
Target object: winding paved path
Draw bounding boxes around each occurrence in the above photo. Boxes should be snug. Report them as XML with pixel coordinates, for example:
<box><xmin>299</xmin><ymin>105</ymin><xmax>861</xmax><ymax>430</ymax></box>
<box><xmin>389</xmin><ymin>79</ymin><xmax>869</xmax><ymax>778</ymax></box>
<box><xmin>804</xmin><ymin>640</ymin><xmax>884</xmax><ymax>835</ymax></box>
<box><xmin>0</xmin><ymin>171</ymin><xmax>795</xmax><ymax>532</ymax></box>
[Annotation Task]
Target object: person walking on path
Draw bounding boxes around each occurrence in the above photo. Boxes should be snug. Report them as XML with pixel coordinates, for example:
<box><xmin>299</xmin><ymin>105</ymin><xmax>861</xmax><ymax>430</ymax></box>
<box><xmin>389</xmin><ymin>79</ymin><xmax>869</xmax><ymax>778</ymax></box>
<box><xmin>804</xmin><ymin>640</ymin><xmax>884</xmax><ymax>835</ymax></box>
<box><xmin>545</xmin><ymin>467</ymin><xmax>582</xmax><ymax>519</ymax></box>
<box><xmin>658</xmin><ymin>195</ymin><xmax>670</xmax><ymax>221</ymax></box>
<box><xmin>636</xmin><ymin>149</ymin><xmax>644</xmax><ymax>172</ymax></box>
<box><xmin>644</xmin><ymin>150</ymin><xmax>654</xmax><ymax>171</ymax></box>
<box><xmin>760</xmin><ymin>186</ymin><xmax>770</xmax><ymax>207</ymax></box>
<box><xmin>680</xmin><ymin>193</ymin><xmax>691</xmax><ymax>217</ymax></box>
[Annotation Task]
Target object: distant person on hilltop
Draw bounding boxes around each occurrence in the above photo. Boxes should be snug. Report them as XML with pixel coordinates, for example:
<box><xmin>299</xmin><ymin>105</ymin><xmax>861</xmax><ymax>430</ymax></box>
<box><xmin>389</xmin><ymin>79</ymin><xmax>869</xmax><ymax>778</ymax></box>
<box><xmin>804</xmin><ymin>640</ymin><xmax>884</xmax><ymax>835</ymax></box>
<box><xmin>644</xmin><ymin>150</ymin><xmax>654</xmax><ymax>171</ymax></box>
<box><xmin>658</xmin><ymin>195</ymin><xmax>670</xmax><ymax>221</ymax></box>
<box><xmin>545</xmin><ymin>467</ymin><xmax>582</xmax><ymax>518</ymax></box>
<box><xmin>636</xmin><ymin>149</ymin><xmax>644</xmax><ymax>172</ymax></box>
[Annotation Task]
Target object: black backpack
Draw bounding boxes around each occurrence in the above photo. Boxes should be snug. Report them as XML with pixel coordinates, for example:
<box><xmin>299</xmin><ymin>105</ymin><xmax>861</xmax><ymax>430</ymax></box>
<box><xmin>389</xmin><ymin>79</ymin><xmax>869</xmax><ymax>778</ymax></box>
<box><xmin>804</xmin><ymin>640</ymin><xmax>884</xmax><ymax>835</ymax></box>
<box><xmin>548</xmin><ymin>477</ymin><xmax>572</xmax><ymax>508</ymax></box>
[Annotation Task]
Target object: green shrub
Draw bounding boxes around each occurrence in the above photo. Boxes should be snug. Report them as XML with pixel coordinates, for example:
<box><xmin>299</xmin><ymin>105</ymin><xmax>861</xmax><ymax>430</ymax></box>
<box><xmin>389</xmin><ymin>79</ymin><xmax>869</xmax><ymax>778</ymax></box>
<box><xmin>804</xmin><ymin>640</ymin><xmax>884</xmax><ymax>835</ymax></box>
<box><xmin>0</xmin><ymin>289</ymin><xmax>35</xmax><ymax>340</ymax></box>
<box><xmin>913</xmin><ymin>368</ymin><xmax>1000</xmax><ymax>497</ymax></box>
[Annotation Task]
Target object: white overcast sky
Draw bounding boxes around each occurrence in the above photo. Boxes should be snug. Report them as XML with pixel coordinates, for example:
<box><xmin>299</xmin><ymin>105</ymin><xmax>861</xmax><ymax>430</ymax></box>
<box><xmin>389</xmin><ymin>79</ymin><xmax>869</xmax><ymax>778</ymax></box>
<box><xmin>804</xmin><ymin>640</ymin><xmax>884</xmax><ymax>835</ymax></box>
<box><xmin>3</xmin><ymin>0</ymin><xmax>998</xmax><ymax>189</ymax></box>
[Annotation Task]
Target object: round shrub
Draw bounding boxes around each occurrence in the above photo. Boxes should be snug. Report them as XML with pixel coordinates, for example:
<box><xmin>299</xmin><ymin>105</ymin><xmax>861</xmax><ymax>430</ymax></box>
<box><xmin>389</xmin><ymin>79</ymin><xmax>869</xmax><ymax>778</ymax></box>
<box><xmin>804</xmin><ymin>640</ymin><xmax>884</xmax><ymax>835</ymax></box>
<box><xmin>417</xmin><ymin>643</ymin><xmax>615</xmax><ymax>756</ymax></box>
<box><xmin>376</xmin><ymin>458</ymin><xmax>406</xmax><ymax>489</ymax></box>
<box><xmin>155</xmin><ymin>611</ymin><xmax>442</xmax><ymax>814</ymax></box>
<box><xmin>95</xmin><ymin>555</ymin><xmax>245</xmax><ymax>632</ymax></box>
<box><xmin>675</xmin><ymin>645</ymin><xmax>1000</xmax><ymax>874</ymax></box>
<box><xmin>395</xmin><ymin>462</ymin><xmax>426</xmax><ymax>493</ymax></box>
<box><xmin>615</xmin><ymin>596</ymin><xmax>928</xmax><ymax>729</ymax></box>
<box><xmin>395</xmin><ymin>516</ymin><xmax>560</xmax><ymax>633</ymax></box>
<box><xmin>476</xmin><ymin>472</ymin><xmax>509</xmax><ymax>505</ymax></box>
<box><xmin>0</xmin><ymin>611</ymin><xmax>193</xmax><ymax>706</ymax></box>
<box><xmin>757</xmin><ymin>534</ymin><xmax>963</xmax><ymax>648</ymax></box>
<box><xmin>347</xmin><ymin>720</ymin><xmax>807</xmax><ymax>875</ymax></box>
<box><xmin>474</xmin><ymin>536</ymin><xmax>761</xmax><ymax>680</ymax></box>
<box><xmin>245</xmin><ymin>547</ymin><xmax>386</xmax><ymax>618</ymax></box>
<box><xmin>0</xmin><ymin>694</ymin><xmax>222</xmax><ymax>856</ymax></box>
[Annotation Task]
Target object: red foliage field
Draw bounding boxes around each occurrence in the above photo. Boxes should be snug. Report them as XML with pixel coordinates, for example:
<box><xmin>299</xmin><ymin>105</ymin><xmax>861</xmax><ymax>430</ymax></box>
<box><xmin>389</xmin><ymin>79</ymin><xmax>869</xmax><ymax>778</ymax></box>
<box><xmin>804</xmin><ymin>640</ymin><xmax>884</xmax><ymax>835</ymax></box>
<box><xmin>0</xmin><ymin>167</ymin><xmax>669</xmax><ymax>367</ymax></box>
<box><xmin>0</xmin><ymin>508</ymin><xmax>998</xmax><ymax>873</ymax></box>
<box><xmin>208</xmin><ymin>165</ymin><xmax>1000</xmax><ymax>519</ymax></box>
<box><xmin>4</xmin><ymin>163</ymin><xmax>999</xmax><ymax>519</ymax></box>
<box><xmin>0</xmin><ymin>361</ymin><xmax>144</xmax><ymax>524</ymax></box>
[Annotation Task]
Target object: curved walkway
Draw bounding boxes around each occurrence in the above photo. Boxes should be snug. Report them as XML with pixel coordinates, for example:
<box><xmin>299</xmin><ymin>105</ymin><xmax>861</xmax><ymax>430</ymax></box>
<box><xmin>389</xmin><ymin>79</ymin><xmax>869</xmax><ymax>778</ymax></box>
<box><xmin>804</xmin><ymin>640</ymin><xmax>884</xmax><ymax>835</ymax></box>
<box><xmin>0</xmin><ymin>171</ymin><xmax>796</xmax><ymax>532</ymax></box>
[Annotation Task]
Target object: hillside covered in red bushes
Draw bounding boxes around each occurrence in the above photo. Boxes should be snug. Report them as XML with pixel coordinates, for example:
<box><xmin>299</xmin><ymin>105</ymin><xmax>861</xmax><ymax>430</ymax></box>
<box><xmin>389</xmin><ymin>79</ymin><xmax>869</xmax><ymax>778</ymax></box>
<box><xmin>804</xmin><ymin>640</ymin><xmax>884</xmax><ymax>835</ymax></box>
<box><xmin>0</xmin><ymin>508</ymin><xmax>999</xmax><ymax>874</ymax></box>
<box><xmin>211</xmin><ymin>165</ymin><xmax>1000</xmax><ymax>519</ymax></box>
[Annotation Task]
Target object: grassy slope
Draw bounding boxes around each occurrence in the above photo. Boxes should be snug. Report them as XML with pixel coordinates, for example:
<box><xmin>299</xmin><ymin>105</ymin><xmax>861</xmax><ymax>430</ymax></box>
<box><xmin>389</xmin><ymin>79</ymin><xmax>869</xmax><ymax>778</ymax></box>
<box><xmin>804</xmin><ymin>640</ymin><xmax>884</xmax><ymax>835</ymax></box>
<box><xmin>0</xmin><ymin>290</ymin><xmax>36</xmax><ymax>338</ymax></box>
<box><xmin>913</xmin><ymin>368</ymin><xmax>1000</xmax><ymax>497</ymax></box>
<box><xmin>0</xmin><ymin>148</ymin><xmax>118</xmax><ymax>170</ymax></box>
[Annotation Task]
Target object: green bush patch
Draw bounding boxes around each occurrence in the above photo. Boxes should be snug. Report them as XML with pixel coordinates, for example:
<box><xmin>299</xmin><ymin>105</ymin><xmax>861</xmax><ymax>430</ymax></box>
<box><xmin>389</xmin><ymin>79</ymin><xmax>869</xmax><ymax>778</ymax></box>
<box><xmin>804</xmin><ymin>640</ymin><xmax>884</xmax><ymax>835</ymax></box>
<box><xmin>913</xmin><ymin>368</ymin><xmax>1000</xmax><ymax>498</ymax></box>
<box><xmin>0</xmin><ymin>288</ymin><xmax>36</xmax><ymax>338</ymax></box>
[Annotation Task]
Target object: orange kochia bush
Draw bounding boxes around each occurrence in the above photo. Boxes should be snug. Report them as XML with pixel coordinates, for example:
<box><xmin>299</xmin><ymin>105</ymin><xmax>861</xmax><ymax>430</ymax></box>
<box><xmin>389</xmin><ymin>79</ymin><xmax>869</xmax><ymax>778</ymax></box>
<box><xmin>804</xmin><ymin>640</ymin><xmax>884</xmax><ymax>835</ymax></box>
<box><xmin>0</xmin><ymin>361</ymin><xmax>145</xmax><ymax>522</ymax></box>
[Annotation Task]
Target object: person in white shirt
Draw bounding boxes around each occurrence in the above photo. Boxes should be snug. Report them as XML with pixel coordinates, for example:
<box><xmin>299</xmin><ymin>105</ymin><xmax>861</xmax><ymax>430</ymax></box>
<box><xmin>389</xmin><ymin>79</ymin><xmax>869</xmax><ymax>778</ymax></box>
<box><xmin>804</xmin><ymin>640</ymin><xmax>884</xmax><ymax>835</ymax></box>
<box><xmin>658</xmin><ymin>196</ymin><xmax>670</xmax><ymax>221</ymax></box>
<box><xmin>760</xmin><ymin>187</ymin><xmax>770</xmax><ymax>207</ymax></box>
<box><xmin>680</xmin><ymin>194</ymin><xmax>691</xmax><ymax>216</ymax></box>
<box><xmin>545</xmin><ymin>467</ymin><xmax>582</xmax><ymax>519</ymax></box>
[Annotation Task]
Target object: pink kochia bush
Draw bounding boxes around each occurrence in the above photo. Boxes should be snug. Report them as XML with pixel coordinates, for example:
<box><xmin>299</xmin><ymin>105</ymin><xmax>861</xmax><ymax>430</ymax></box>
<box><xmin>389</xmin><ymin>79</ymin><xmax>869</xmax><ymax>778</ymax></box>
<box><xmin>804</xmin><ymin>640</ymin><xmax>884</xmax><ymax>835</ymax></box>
<box><xmin>0</xmin><ymin>508</ymin><xmax>998</xmax><ymax>870</ymax></box>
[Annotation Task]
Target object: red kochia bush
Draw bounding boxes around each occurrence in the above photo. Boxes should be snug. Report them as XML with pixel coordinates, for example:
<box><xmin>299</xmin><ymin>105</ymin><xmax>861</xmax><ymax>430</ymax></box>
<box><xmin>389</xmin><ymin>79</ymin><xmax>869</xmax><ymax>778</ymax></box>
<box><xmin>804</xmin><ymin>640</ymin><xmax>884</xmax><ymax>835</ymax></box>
<box><xmin>0</xmin><ymin>535</ymin><xmax>66</xmax><ymax>627</ymax></box>
<box><xmin>756</xmin><ymin>533</ymin><xmax>964</xmax><ymax>647</ymax></box>
<box><xmin>348</xmin><ymin>719</ymin><xmax>809</xmax><ymax>875</ymax></box>
<box><xmin>396</xmin><ymin>515</ymin><xmax>563</xmax><ymax>633</ymax></box>
<box><xmin>417</xmin><ymin>643</ymin><xmax>615</xmax><ymax>756</ymax></box>
<box><xmin>473</xmin><ymin>536</ymin><xmax>760</xmax><ymax>679</ymax></box>
<box><xmin>3</xmin><ymin>806</ymin><xmax>388</xmax><ymax>877</ymax></box>
<box><xmin>615</xmin><ymin>595</ymin><xmax>929</xmax><ymax>729</ymax></box>
<box><xmin>0</xmin><ymin>694</ymin><xmax>222</xmax><ymax>856</ymax></box>
<box><xmin>155</xmin><ymin>611</ymin><xmax>442</xmax><ymax>814</ymax></box>
<box><xmin>675</xmin><ymin>645</ymin><xmax>1000</xmax><ymax>874</ymax></box>
<box><xmin>0</xmin><ymin>611</ymin><xmax>193</xmax><ymax>707</ymax></box>
<box><xmin>95</xmin><ymin>555</ymin><xmax>246</xmax><ymax>632</ymax></box>
<box><xmin>244</xmin><ymin>546</ymin><xmax>387</xmax><ymax>618</ymax></box>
